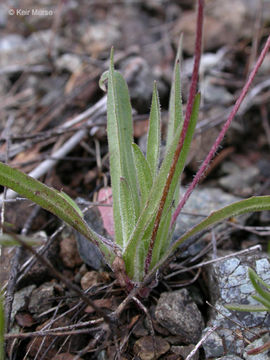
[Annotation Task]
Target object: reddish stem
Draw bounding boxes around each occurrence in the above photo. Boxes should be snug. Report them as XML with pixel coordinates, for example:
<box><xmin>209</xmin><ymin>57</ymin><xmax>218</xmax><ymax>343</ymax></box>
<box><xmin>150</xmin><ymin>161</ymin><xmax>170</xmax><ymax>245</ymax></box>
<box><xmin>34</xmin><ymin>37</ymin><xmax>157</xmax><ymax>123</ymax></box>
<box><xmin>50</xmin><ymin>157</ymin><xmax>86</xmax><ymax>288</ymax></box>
<box><xmin>171</xmin><ymin>34</ymin><xmax>270</xmax><ymax>226</ymax></box>
<box><xmin>144</xmin><ymin>0</ymin><xmax>204</xmax><ymax>275</ymax></box>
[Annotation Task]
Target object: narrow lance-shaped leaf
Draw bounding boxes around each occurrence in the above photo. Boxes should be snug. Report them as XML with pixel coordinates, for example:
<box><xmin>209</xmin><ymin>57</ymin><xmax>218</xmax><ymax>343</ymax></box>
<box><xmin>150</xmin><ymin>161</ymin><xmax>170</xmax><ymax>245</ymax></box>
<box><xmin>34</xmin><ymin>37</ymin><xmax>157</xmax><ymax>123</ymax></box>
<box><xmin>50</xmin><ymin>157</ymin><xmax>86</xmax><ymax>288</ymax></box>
<box><xmin>166</xmin><ymin>34</ymin><xmax>184</xmax><ymax>152</ymax></box>
<box><xmin>132</xmin><ymin>143</ymin><xmax>153</xmax><ymax>208</ymax></box>
<box><xmin>148</xmin><ymin>196</ymin><xmax>270</xmax><ymax>278</ymax></box>
<box><xmin>252</xmin><ymin>294</ymin><xmax>270</xmax><ymax>311</ymax></box>
<box><xmin>249</xmin><ymin>268</ymin><xmax>270</xmax><ymax>305</ymax></box>
<box><xmin>225</xmin><ymin>303</ymin><xmax>269</xmax><ymax>312</ymax></box>
<box><xmin>0</xmin><ymin>234</ymin><xmax>43</xmax><ymax>247</ymax></box>
<box><xmin>146</xmin><ymin>82</ymin><xmax>161</xmax><ymax>177</ymax></box>
<box><xmin>248</xmin><ymin>267</ymin><xmax>270</xmax><ymax>290</ymax></box>
<box><xmin>150</xmin><ymin>206</ymin><xmax>172</xmax><ymax>268</ymax></box>
<box><xmin>0</xmin><ymin>162</ymin><xmax>116</xmax><ymax>266</ymax></box>
<box><xmin>119</xmin><ymin>177</ymin><xmax>136</xmax><ymax>247</ymax></box>
<box><xmin>102</xmin><ymin>49</ymin><xmax>140</xmax><ymax>248</ymax></box>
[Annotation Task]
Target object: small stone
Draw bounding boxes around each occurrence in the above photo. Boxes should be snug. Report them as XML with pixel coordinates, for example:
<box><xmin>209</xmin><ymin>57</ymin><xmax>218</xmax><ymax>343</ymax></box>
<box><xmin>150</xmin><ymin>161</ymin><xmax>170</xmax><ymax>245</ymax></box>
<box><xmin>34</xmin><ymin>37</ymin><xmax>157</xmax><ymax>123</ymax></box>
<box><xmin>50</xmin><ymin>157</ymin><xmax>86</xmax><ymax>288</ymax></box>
<box><xmin>218</xmin><ymin>166</ymin><xmax>259</xmax><ymax>196</ymax></box>
<box><xmin>11</xmin><ymin>285</ymin><xmax>36</xmax><ymax>324</ymax></box>
<box><xmin>15</xmin><ymin>312</ymin><xmax>35</xmax><ymax>328</ymax></box>
<box><xmin>28</xmin><ymin>282</ymin><xmax>55</xmax><ymax>314</ymax></box>
<box><xmin>174</xmin><ymin>186</ymin><xmax>243</xmax><ymax>241</ymax></box>
<box><xmin>134</xmin><ymin>336</ymin><xmax>170</xmax><ymax>360</ymax></box>
<box><xmin>56</xmin><ymin>54</ymin><xmax>82</xmax><ymax>73</ymax></box>
<box><xmin>133</xmin><ymin>318</ymin><xmax>149</xmax><ymax>338</ymax></box>
<box><xmin>201</xmin><ymin>76</ymin><xmax>233</xmax><ymax>105</ymax></box>
<box><xmin>80</xmin><ymin>271</ymin><xmax>100</xmax><ymax>290</ymax></box>
<box><xmin>155</xmin><ymin>289</ymin><xmax>204</xmax><ymax>344</ymax></box>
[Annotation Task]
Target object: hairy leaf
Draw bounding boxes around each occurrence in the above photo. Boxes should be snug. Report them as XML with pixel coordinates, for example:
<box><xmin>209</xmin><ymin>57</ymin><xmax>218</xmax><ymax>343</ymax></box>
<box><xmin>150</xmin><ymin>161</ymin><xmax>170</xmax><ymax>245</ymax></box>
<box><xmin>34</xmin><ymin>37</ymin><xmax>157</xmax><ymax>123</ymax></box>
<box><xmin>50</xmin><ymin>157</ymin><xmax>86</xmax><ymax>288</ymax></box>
<box><xmin>147</xmin><ymin>82</ymin><xmax>161</xmax><ymax>177</ymax></box>
<box><xmin>225</xmin><ymin>303</ymin><xmax>268</xmax><ymax>312</ymax></box>
<box><xmin>0</xmin><ymin>234</ymin><xmax>43</xmax><ymax>247</ymax></box>
<box><xmin>119</xmin><ymin>177</ymin><xmax>136</xmax><ymax>247</ymax></box>
<box><xmin>0</xmin><ymin>162</ymin><xmax>116</xmax><ymax>266</ymax></box>
<box><xmin>104</xmin><ymin>49</ymin><xmax>140</xmax><ymax>248</ymax></box>
<box><xmin>166</xmin><ymin>35</ymin><xmax>184</xmax><ymax>152</ymax></box>
<box><xmin>132</xmin><ymin>143</ymin><xmax>153</xmax><ymax>208</ymax></box>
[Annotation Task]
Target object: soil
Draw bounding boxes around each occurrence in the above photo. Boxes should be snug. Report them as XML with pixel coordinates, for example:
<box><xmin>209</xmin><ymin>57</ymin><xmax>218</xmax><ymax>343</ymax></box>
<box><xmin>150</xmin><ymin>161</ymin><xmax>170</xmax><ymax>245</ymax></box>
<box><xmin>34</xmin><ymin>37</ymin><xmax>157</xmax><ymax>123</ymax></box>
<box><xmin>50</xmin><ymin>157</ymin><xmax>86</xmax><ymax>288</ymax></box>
<box><xmin>1</xmin><ymin>1</ymin><xmax>270</xmax><ymax>359</ymax></box>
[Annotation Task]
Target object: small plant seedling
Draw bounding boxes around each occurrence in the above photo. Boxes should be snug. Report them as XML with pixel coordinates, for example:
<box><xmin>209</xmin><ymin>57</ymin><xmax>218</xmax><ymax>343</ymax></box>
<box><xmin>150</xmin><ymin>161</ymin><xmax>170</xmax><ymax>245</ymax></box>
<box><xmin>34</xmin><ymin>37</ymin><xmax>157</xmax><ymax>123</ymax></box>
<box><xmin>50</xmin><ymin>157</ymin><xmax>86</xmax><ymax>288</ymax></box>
<box><xmin>0</xmin><ymin>0</ymin><xmax>270</xmax><ymax>290</ymax></box>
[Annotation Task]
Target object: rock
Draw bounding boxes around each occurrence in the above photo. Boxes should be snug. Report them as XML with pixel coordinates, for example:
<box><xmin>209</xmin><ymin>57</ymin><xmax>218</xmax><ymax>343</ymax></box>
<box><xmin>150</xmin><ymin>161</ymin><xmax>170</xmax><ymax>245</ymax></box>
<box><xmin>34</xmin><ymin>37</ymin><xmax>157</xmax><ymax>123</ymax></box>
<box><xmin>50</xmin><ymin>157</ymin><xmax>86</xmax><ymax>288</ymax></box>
<box><xmin>133</xmin><ymin>318</ymin><xmax>149</xmax><ymax>337</ymax></box>
<box><xmin>80</xmin><ymin>22</ymin><xmax>121</xmax><ymax>58</ymax></box>
<box><xmin>171</xmin><ymin>344</ymin><xmax>199</xmax><ymax>360</ymax></box>
<box><xmin>218</xmin><ymin>166</ymin><xmax>260</xmax><ymax>196</ymax></box>
<box><xmin>0</xmin><ymin>30</ymin><xmax>67</xmax><ymax>69</ymax></box>
<box><xmin>80</xmin><ymin>271</ymin><xmax>100</xmax><ymax>290</ymax></box>
<box><xmin>175</xmin><ymin>187</ymin><xmax>242</xmax><ymax>239</ymax></box>
<box><xmin>173</xmin><ymin>187</ymin><xmax>244</xmax><ymax>258</ymax></box>
<box><xmin>201</xmin><ymin>76</ymin><xmax>233</xmax><ymax>105</ymax></box>
<box><xmin>11</xmin><ymin>285</ymin><xmax>36</xmax><ymax>324</ymax></box>
<box><xmin>28</xmin><ymin>282</ymin><xmax>56</xmax><ymax>314</ymax></box>
<box><xmin>155</xmin><ymin>289</ymin><xmax>204</xmax><ymax>344</ymax></box>
<box><xmin>133</xmin><ymin>336</ymin><xmax>170</xmax><ymax>360</ymax></box>
<box><xmin>202</xmin><ymin>253</ymin><xmax>270</xmax><ymax>358</ymax></box>
<box><xmin>243</xmin><ymin>333</ymin><xmax>270</xmax><ymax>360</ymax></box>
<box><xmin>15</xmin><ymin>312</ymin><xmax>35</xmax><ymax>328</ymax></box>
<box><xmin>55</xmin><ymin>53</ymin><xmax>82</xmax><ymax>73</ymax></box>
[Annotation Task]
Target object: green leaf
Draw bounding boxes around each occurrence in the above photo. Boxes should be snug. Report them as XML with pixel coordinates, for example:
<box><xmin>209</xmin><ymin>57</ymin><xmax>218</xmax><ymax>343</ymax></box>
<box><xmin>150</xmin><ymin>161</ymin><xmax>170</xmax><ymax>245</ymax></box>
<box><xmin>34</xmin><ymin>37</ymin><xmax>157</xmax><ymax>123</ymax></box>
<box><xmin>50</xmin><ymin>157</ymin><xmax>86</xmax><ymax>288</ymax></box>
<box><xmin>248</xmin><ymin>267</ymin><xmax>270</xmax><ymax>290</ymax></box>
<box><xmin>248</xmin><ymin>268</ymin><xmax>270</xmax><ymax>305</ymax></box>
<box><xmin>0</xmin><ymin>234</ymin><xmax>43</xmax><ymax>247</ymax></box>
<box><xmin>0</xmin><ymin>162</ymin><xmax>116</xmax><ymax>266</ymax></box>
<box><xmin>106</xmin><ymin>49</ymin><xmax>140</xmax><ymax>248</ymax></box>
<box><xmin>166</xmin><ymin>35</ymin><xmax>184</xmax><ymax>152</ymax></box>
<box><xmin>123</xmin><ymin>94</ymin><xmax>200</xmax><ymax>281</ymax></box>
<box><xmin>225</xmin><ymin>303</ymin><xmax>269</xmax><ymax>312</ymax></box>
<box><xmin>252</xmin><ymin>294</ymin><xmax>270</xmax><ymax>311</ymax></box>
<box><xmin>149</xmin><ymin>196</ymin><xmax>270</xmax><ymax>277</ymax></box>
<box><xmin>119</xmin><ymin>177</ymin><xmax>136</xmax><ymax>247</ymax></box>
<box><xmin>99</xmin><ymin>70</ymin><xmax>109</xmax><ymax>92</ymax></box>
<box><xmin>58</xmin><ymin>190</ymin><xmax>84</xmax><ymax>218</ymax></box>
<box><xmin>150</xmin><ymin>206</ymin><xmax>172</xmax><ymax>268</ymax></box>
<box><xmin>132</xmin><ymin>143</ymin><xmax>153</xmax><ymax>208</ymax></box>
<box><xmin>147</xmin><ymin>82</ymin><xmax>161</xmax><ymax>177</ymax></box>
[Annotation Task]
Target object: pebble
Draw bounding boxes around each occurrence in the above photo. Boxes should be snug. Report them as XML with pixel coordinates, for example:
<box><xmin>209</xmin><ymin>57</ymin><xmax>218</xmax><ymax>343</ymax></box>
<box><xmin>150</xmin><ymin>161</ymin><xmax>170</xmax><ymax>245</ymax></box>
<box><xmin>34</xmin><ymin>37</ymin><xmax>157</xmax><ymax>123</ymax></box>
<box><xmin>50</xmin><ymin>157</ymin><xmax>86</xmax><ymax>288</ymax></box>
<box><xmin>155</xmin><ymin>289</ymin><xmax>204</xmax><ymax>344</ymax></box>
